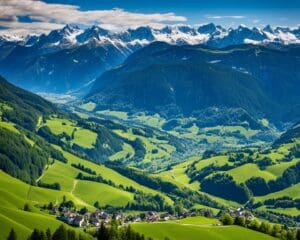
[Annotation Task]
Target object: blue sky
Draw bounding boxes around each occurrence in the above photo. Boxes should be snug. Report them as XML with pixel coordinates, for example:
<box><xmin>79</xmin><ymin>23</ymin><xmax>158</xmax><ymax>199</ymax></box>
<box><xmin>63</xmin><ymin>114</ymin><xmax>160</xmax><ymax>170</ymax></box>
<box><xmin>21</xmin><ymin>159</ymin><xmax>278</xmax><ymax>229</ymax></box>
<box><xmin>44</xmin><ymin>0</ymin><xmax>300</xmax><ymax>26</ymax></box>
<box><xmin>0</xmin><ymin>0</ymin><xmax>299</xmax><ymax>35</ymax></box>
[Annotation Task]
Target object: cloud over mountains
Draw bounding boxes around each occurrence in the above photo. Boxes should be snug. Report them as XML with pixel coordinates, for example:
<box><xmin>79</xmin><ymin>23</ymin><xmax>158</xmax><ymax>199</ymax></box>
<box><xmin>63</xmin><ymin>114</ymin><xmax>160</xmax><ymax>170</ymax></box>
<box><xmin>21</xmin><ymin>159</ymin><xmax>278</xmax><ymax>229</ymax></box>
<box><xmin>0</xmin><ymin>0</ymin><xmax>186</xmax><ymax>35</ymax></box>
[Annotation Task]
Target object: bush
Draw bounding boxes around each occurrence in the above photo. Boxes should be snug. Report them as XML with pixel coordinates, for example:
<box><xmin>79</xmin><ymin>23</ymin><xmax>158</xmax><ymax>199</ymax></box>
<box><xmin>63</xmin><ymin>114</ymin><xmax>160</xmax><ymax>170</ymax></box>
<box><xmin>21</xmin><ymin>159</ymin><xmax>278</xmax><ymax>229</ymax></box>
<box><xmin>220</xmin><ymin>213</ymin><xmax>233</xmax><ymax>225</ymax></box>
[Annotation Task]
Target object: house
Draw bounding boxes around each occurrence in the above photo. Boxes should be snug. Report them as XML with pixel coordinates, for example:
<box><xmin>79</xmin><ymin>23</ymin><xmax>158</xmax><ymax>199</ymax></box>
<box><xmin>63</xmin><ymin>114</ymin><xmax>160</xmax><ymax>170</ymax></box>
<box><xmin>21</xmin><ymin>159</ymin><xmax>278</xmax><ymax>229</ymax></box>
<box><xmin>146</xmin><ymin>211</ymin><xmax>160</xmax><ymax>222</ymax></box>
<box><xmin>229</xmin><ymin>207</ymin><xmax>254</xmax><ymax>220</ymax></box>
<box><xmin>133</xmin><ymin>216</ymin><xmax>142</xmax><ymax>222</ymax></box>
<box><xmin>90</xmin><ymin>218</ymin><xmax>101</xmax><ymax>227</ymax></box>
<box><xmin>73</xmin><ymin>216</ymin><xmax>84</xmax><ymax>227</ymax></box>
<box><xmin>114</xmin><ymin>212</ymin><xmax>124</xmax><ymax>221</ymax></box>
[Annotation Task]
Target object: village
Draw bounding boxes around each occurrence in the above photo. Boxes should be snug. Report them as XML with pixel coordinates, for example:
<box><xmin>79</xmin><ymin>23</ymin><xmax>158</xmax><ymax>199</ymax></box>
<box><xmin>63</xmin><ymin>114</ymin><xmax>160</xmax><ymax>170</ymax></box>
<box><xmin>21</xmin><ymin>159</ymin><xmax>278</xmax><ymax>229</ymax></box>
<box><xmin>49</xmin><ymin>204</ymin><xmax>254</xmax><ymax>228</ymax></box>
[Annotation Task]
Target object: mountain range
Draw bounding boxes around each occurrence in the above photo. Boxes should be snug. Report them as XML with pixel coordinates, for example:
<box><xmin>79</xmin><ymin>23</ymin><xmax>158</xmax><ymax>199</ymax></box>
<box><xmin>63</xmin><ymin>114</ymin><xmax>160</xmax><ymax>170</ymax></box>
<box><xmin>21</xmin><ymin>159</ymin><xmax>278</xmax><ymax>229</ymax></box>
<box><xmin>0</xmin><ymin>23</ymin><xmax>299</xmax><ymax>93</ymax></box>
<box><xmin>86</xmin><ymin>42</ymin><xmax>300</xmax><ymax>125</ymax></box>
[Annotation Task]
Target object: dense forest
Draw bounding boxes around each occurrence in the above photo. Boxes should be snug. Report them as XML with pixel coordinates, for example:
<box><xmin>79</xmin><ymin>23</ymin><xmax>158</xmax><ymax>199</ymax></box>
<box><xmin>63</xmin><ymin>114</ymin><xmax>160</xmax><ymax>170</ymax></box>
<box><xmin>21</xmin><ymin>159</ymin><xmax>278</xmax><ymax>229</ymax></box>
<box><xmin>0</xmin><ymin>127</ymin><xmax>49</xmax><ymax>183</ymax></box>
<box><xmin>0</xmin><ymin>76</ymin><xmax>56</xmax><ymax>130</ymax></box>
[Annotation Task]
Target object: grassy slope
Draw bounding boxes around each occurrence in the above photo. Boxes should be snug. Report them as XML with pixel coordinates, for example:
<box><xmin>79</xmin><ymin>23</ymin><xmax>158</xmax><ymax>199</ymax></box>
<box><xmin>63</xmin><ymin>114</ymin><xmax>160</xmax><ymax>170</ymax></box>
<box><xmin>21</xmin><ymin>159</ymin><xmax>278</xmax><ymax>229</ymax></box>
<box><xmin>255</xmin><ymin>183</ymin><xmax>300</xmax><ymax>202</ymax></box>
<box><xmin>176</xmin><ymin>216</ymin><xmax>220</xmax><ymax>225</ymax></box>
<box><xmin>109</xmin><ymin>143</ymin><xmax>135</xmax><ymax>161</ymax></box>
<box><xmin>156</xmin><ymin>157</ymin><xmax>200</xmax><ymax>191</ymax></box>
<box><xmin>227</xmin><ymin>163</ymin><xmax>276</xmax><ymax>183</ymax></box>
<box><xmin>132</xmin><ymin>223</ymin><xmax>276</xmax><ymax>240</ymax></box>
<box><xmin>195</xmin><ymin>156</ymin><xmax>230</xmax><ymax>171</ymax></box>
<box><xmin>46</xmin><ymin>117</ymin><xmax>97</xmax><ymax>149</ymax></box>
<box><xmin>156</xmin><ymin>156</ymin><xmax>240</xmax><ymax>208</ymax></box>
<box><xmin>266</xmin><ymin>159</ymin><xmax>299</xmax><ymax>177</ymax></box>
<box><xmin>113</xmin><ymin>129</ymin><xmax>174</xmax><ymax>163</ymax></box>
<box><xmin>0</xmin><ymin>171</ymin><xmax>92</xmax><ymax>240</ymax></box>
<box><xmin>43</xmin><ymin>146</ymin><xmax>173</xmax><ymax>206</ymax></box>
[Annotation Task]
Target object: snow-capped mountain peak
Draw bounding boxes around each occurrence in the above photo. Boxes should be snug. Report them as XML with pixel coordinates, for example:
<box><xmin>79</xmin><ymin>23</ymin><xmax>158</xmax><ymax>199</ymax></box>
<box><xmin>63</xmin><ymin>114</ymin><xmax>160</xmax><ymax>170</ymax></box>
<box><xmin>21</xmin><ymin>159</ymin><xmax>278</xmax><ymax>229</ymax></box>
<box><xmin>2</xmin><ymin>23</ymin><xmax>299</xmax><ymax>50</ymax></box>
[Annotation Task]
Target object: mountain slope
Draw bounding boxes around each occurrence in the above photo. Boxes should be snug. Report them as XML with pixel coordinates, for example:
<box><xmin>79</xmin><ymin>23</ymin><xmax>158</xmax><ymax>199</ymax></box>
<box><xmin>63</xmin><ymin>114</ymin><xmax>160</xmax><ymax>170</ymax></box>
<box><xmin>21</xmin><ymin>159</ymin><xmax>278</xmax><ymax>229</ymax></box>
<box><xmin>0</xmin><ymin>24</ymin><xmax>299</xmax><ymax>93</ymax></box>
<box><xmin>87</xmin><ymin>43</ymin><xmax>300</xmax><ymax>124</ymax></box>
<box><xmin>0</xmin><ymin>75</ymin><xmax>56</xmax><ymax>130</ymax></box>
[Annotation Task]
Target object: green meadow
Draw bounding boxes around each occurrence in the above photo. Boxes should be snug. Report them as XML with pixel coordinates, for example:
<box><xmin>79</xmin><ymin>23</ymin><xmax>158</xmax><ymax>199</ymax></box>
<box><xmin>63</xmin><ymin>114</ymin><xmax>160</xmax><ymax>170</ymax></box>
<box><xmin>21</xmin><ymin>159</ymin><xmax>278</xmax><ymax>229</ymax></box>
<box><xmin>132</xmin><ymin>222</ymin><xmax>276</xmax><ymax>240</ymax></box>
<box><xmin>42</xmin><ymin>146</ymin><xmax>173</xmax><ymax>206</ymax></box>
<box><xmin>45</xmin><ymin>117</ymin><xmax>97</xmax><ymax>149</ymax></box>
<box><xmin>0</xmin><ymin>171</ymin><xmax>92</xmax><ymax>240</ymax></box>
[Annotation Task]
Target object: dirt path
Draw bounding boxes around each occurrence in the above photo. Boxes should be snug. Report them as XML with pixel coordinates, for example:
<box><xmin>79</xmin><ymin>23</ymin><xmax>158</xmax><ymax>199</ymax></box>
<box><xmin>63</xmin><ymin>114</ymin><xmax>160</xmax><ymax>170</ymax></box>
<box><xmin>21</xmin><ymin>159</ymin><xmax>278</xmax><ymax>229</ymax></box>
<box><xmin>69</xmin><ymin>179</ymin><xmax>94</xmax><ymax>208</ymax></box>
<box><xmin>71</xmin><ymin>179</ymin><xmax>78</xmax><ymax>195</ymax></box>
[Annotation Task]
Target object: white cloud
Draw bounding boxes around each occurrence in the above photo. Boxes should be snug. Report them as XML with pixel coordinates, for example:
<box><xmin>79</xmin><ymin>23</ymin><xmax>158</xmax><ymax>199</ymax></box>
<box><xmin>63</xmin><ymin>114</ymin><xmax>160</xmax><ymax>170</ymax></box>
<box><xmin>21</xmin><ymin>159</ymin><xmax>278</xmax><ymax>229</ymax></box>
<box><xmin>0</xmin><ymin>0</ymin><xmax>187</xmax><ymax>35</ymax></box>
<box><xmin>205</xmin><ymin>15</ymin><xmax>246</xmax><ymax>19</ymax></box>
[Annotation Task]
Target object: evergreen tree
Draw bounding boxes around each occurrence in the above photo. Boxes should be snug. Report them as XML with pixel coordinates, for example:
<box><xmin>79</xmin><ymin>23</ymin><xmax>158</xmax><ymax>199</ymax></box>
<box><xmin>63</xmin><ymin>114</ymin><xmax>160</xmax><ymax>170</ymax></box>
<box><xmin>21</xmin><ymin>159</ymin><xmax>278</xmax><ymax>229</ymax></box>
<box><xmin>7</xmin><ymin>229</ymin><xmax>17</xmax><ymax>240</ymax></box>
<box><xmin>52</xmin><ymin>225</ymin><xmax>67</xmax><ymax>240</ymax></box>
<box><xmin>97</xmin><ymin>222</ymin><xmax>109</xmax><ymax>240</ymax></box>
<box><xmin>296</xmin><ymin>229</ymin><xmax>300</xmax><ymax>240</ymax></box>
<box><xmin>67</xmin><ymin>229</ymin><xmax>76</xmax><ymax>240</ymax></box>
<box><xmin>45</xmin><ymin>228</ymin><xmax>52</xmax><ymax>240</ymax></box>
<box><xmin>28</xmin><ymin>229</ymin><xmax>41</xmax><ymax>240</ymax></box>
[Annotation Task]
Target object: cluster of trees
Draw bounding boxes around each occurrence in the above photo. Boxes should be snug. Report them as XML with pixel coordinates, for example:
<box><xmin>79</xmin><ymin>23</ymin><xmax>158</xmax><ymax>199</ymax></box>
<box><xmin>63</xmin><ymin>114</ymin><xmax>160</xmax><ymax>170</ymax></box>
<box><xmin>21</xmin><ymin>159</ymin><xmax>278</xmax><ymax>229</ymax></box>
<box><xmin>246</xmin><ymin>162</ymin><xmax>300</xmax><ymax>196</ymax></box>
<box><xmin>0</xmin><ymin>76</ymin><xmax>56</xmax><ymax>131</ymax></box>
<box><xmin>71</xmin><ymin>163</ymin><xmax>96</xmax><ymax>175</ymax></box>
<box><xmin>257</xmin><ymin>157</ymin><xmax>273</xmax><ymax>170</ymax></box>
<box><xmin>38</xmin><ymin>126</ymin><xmax>66</xmax><ymax>146</ymax></box>
<box><xmin>76</xmin><ymin>173</ymin><xmax>117</xmax><ymax>188</ymax></box>
<box><xmin>82</xmin><ymin>123</ymin><xmax>123</xmax><ymax>161</ymax></box>
<box><xmin>37</xmin><ymin>181</ymin><xmax>61</xmax><ymax>190</ymax></box>
<box><xmin>246</xmin><ymin>177</ymin><xmax>270</xmax><ymax>196</ymax></box>
<box><xmin>7</xmin><ymin>225</ymin><xmax>89</xmax><ymax>240</ymax></box>
<box><xmin>126</xmin><ymin>192</ymin><xmax>172</xmax><ymax>212</ymax></box>
<box><xmin>0</xmin><ymin>123</ymin><xmax>68</xmax><ymax>184</ymax></box>
<box><xmin>289</xmin><ymin>144</ymin><xmax>300</xmax><ymax>158</ymax></box>
<box><xmin>263</xmin><ymin>196</ymin><xmax>300</xmax><ymax>209</ymax></box>
<box><xmin>0</xmin><ymin>127</ymin><xmax>48</xmax><ymax>184</ymax></box>
<box><xmin>201</xmin><ymin>173</ymin><xmax>251</xmax><ymax>203</ymax></box>
<box><xmin>23</xmin><ymin>128</ymin><xmax>67</xmax><ymax>163</ymax></box>
<box><xmin>254</xmin><ymin>210</ymin><xmax>300</xmax><ymax>227</ymax></box>
<box><xmin>189</xmin><ymin>163</ymin><xmax>233</xmax><ymax>183</ymax></box>
<box><xmin>220</xmin><ymin>213</ymin><xmax>300</xmax><ymax>240</ymax></box>
<box><xmin>129</xmin><ymin>138</ymin><xmax>146</xmax><ymax>162</ymax></box>
<box><xmin>269</xmin><ymin>162</ymin><xmax>300</xmax><ymax>192</ymax></box>
<box><xmin>96</xmin><ymin>221</ymin><xmax>160</xmax><ymax>240</ymax></box>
